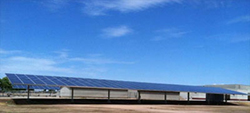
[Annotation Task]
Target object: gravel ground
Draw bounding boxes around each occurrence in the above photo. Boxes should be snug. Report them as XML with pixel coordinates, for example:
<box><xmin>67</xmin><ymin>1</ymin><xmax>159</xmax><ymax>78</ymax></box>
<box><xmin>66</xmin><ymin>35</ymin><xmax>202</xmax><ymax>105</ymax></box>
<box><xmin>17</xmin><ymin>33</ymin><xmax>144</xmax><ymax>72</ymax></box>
<box><xmin>0</xmin><ymin>99</ymin><xmax>249</xmax><ymax>113</ymax></box>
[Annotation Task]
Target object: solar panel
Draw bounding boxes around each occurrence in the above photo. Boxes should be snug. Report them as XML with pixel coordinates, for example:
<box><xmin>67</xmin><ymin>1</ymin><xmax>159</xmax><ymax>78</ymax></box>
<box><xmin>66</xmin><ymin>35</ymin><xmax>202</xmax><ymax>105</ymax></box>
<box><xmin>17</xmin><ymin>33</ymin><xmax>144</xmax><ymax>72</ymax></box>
<box><xmin>6</xmin><ymin>73</ymin><xmax>246</xmax><ymax>95</ymax></box>
<box><xmin>12</xmin><ymin>85</ymin><xmax>60</xmax><ymax>90</ymax></box>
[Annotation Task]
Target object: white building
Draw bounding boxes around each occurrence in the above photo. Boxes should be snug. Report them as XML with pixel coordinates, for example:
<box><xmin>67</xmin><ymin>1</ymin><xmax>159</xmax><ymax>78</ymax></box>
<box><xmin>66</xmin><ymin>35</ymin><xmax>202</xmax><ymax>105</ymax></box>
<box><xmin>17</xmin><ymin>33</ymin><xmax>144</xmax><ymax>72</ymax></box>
<box><xmin>180</xmin><ymin>84</ymin><xmax>250</xmax><ymax>101</ymax></box>
<box><xmin>59</xmin><ymin>87</ymin><xmax>180</xmax><ymax>100</ymax></box>
<box><xmin>206</xmin><ymin>84</ymin><xmax>250</xmax><ymax>101</ymax></box>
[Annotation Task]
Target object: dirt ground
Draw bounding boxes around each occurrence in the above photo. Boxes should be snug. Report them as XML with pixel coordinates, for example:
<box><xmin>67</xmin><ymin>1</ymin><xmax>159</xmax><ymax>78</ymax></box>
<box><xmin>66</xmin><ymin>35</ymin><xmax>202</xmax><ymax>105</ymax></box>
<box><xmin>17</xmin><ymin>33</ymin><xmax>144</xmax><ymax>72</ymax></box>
<box><xmin>0</xmin><ymin>99</ymin><xmax>250</xmax><ymax>113</ymax></box>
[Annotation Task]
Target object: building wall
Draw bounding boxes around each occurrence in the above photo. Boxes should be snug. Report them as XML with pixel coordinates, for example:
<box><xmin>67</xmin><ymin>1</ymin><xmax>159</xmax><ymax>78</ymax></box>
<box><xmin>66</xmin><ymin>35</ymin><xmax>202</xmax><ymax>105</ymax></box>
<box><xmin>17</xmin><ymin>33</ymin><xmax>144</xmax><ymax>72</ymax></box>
<box><xmin>140</xmin><ymin>92</ymin><xmax>180</xmax><ymax>100</ymax></box>
<box><xmin>60</xmin><ymin>87</ymin><xmax>127</xmax><ymax>98</ymax></box>
<box><xmin>59</xmin><ymin>87</ymin><xmax>180</xmax><ymax>100</ymax></box>
<box><xmin>206</xmin><ymin>85</ymin><xmax>250</xmax><ymax>101</ymax></box>
<box><xmin>60</xmin><ymin>87</ymin><xmax>71</xmax><ymax>97</ymax></box>
<box><xmin>128</xmin><ymin>90</ymin><xmax>138</xmax><ymax>98</ymax></box>
<box><xmin>180</xmin><ymin>92</ymin><xmax>206</xmax><ymax>100</ymax></box>
<box><xmin>226</xmin><ymin>89</ymin><xmax>248</xmax><ymax>101</ymax></box>
<box><xmin>179</xmin><ymin>85</ymin><xmax>250</xmax><ymax>101</ymax></box>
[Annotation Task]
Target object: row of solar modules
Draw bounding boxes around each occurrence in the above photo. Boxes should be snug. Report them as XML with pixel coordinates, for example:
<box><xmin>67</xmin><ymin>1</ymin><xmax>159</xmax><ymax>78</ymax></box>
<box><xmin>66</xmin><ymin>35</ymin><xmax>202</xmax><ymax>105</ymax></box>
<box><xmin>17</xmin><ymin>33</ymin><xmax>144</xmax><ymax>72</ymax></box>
<box><xmin>6</xmin><ymin>73</ymin><xmax>246</xmax><ymax>95</ymax></box>
<box><xmin>12</xmin><ymin>85</ymin><xmax>60</xmax><ymax>90</ymax></box>
<box><xmin>7</xmin><ymin>73</ymin><xmax>197</xmax><ymax>92</ymax></box>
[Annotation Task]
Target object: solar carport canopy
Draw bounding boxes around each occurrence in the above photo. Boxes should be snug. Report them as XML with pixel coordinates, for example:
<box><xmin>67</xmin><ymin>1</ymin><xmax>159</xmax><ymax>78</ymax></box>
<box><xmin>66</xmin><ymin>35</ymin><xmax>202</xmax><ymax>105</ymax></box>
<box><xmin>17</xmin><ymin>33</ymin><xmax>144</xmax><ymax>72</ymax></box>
<box><xmin>12</xmin><ymin>85</ymin><xmax>60</xmax><ymax>90</ymax></box>
<box><xmin>6</xmin><ymin>73</ymin><xmax>245</xmax><ymax>95</ymax></box>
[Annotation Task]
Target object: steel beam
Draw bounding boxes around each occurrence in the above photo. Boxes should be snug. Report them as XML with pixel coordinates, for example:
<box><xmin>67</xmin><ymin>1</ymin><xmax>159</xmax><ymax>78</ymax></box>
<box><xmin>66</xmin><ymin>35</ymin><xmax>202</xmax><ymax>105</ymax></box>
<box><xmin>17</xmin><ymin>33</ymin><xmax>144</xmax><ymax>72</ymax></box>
<box><xmin>71</xmin><ymin>88</ymin><xmax>74</xmax><ymax>103</ymax></box>
<box><xmin>108</xmin><ymin>89</ymin><xmax>111</xmax><ymax>103</ymax></box>
<box><xmin>27</xmin><ymin>85</ymin><xmax>30</xmax><ymax>100</ymax></box>
<box><xmin>138</xmin><ymin>91</ymin><xmax>141</xmax><ymax>103</ymax></box>
<box><xmin>225</xmin><ymin>94</ymin><xmax>227</xmax><ymax>103</ymax></box>
<box><xmin>164</xmin><ymin>92</ymin><xmax>167</xmax><ymax>103</ymax></box>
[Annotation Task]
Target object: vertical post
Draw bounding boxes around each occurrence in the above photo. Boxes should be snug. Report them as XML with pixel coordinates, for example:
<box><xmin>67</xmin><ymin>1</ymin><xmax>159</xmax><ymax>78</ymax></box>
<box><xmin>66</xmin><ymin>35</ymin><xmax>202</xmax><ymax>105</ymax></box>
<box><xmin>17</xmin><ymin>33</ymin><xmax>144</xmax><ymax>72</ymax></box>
<box><xmin>187</xmin><ymin>92</ymin><xmax>190</xmax><ymax>104</ymax></box>
<box><xmin>164</xmin><ymin>92</ymin><xmax>167</xmax><ymax>103</ymax></box>
<box><xmin>27</xmin><ymin>85</ymin><xmax>30</xmax><ymax>100</ymax></box>
<box><xmin>225</xmin><ymin>94</ymin><xmax>227</xmax><ymax>103</ymax></box>
<box><xmin>71</xmin><ymin>88</ymin><xmax>74</xmax><ymax>103</ymax></box>
<box><xmin>138</xmin><ymin>91</ymin><xmax>141</xmax><ymax>103</ymax></box>
<box><xmin>108</xmin><ymin>89</ymin><xmax>111</xmax><ymax>103</ymax></box>
<box><xmin>49</xmin><ymin>90</ymin><xmax>51</xmax><ymax>97</ymax></box>
<box><xmin>206</xmin><ymin>93</ymin><xmax>211</xmax><ymax>105</ymax></box>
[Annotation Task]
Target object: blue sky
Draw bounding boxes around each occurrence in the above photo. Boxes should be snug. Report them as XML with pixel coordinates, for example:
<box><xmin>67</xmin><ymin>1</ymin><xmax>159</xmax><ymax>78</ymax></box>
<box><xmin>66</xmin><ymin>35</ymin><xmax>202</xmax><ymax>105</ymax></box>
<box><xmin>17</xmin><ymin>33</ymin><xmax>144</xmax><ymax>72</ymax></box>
<box><xmin>0</xmin><ymin>0</ymin><xmax>249</xmax><ymax>85</ymax></box>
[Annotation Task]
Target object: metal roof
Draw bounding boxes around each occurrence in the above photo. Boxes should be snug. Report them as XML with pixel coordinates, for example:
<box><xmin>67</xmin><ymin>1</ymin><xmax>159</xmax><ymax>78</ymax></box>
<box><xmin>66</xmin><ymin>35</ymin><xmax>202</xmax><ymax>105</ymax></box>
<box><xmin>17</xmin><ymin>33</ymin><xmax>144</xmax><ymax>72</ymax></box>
<box><xmin>6</xmin><ymin>73</ymin><xmax>246</xmax><ymax>95</ymax></box>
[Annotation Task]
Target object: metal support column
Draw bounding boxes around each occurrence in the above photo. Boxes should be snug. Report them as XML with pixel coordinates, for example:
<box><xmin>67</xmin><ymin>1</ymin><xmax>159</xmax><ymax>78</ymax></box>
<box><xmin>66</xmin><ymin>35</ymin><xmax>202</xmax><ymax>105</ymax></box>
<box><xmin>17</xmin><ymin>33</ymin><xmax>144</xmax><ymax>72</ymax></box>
<box><xmin>71</xmin><ymin>88</ymin><xmax>74</xmax><ymax>103</ymax></box>
<box><xmin>138</xmin><ymin>91</ymin><xmax>141</xmax><ymax>103</ymax></box>
<box><xmin>187</xmin><ymin>92</ymin><xmax>190</xmax><ymax>104</ymax></box>
<box><xmin>225</xmin><ymin>94</ymin><xmax>227</xmax><ymax>103</ymax></box>
<box><xmin>164</xmin><ymin>92</ymin><xmax>167</xmax><ymax>103</ymax></box>
<box><xmin>27</xmin><ymin>85</ymin><xmax>30</xmax><ymax>100</ymax></box>
<box><xmin>108</xmin><ymin>89</ymin><xmax>111</xmax><ymax>103</ymax></box>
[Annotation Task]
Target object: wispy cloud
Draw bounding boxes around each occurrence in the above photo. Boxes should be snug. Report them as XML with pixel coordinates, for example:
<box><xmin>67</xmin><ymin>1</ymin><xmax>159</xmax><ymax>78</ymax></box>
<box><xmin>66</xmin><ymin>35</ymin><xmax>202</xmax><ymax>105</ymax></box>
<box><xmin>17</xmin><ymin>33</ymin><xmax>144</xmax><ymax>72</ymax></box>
<box><xmin>208</xmin><ymin>34</ymin><xmax>250</xmax><ymax>43</ymax></box>
<box><xmin>101</xmin><ymin>26</ymin><xmax>132</xmax><ymax>38</ymax></box>
<box><xmin>0</xmin><ymin>56</ymin><xmax>76</xmax><ymax>77</ymax></box>
<box><xmin>54</xmin><ymin>49</ymin><xmax>69</xmax><ymax>58</ymax></box>
<box><xmin>186</xmin><ymin>0</ymin><xmax>231</xmax><ymax>9</ymax></box>
<box><xmin>40</xmin><ymin>0</ymin><xmax>69</xmax><ymax>12</ymax></box>
<box><xmin>39</xmin><ymin>0</ymin><xmax>232</xmax><ymax>15</ymax></box>
<box><xmin>70</xmin><ymin>57</ymin><xmax>134</xmax><ymax>65</ymax></box>
<box><xmin>0</xmin><ymin>48</ymin><xmax>22</xmax><ymax>55</ymax></box>
<box><xmin>227</xmin><ymin>15</ymin><xmax>250</xmax><ymax>24</ymax></box>
<box><xmin>0</xmin><ymin>49</ymin><xmax>134</xmax><ymax>77</ymax></box>
<box><xmin>81</xmin><ymin>0</ymin><xmax>182</xmax><ymax>16</ymax></box>
<box><xmin>152</xmin><ymin>28</ymin><xmax>189</xmax><ymax>41</ymax></box>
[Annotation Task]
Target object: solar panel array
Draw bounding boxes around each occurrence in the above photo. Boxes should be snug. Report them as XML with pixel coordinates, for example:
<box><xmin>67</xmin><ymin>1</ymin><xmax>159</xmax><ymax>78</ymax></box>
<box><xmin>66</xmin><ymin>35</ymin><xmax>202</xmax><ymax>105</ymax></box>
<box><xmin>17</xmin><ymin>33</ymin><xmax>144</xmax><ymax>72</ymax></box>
<box><xmin>12</xmin><ymin>85</ymin><xmax>60</xmax><ymax>90</ymax></box>
<box><xmin>6</xmin><ymin>73</ymin><xmax>245</xmax><ymax>95</ymax></box>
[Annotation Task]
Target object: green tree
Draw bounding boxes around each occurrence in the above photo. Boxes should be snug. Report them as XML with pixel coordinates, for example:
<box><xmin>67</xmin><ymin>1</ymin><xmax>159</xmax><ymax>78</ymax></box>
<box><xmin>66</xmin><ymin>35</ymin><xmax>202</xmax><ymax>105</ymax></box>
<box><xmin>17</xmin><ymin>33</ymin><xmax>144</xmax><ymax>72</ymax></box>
<box><xmin>0</xmin><ymin>78</ymin><xmax>2</xmax><ymax>91</ymax></box>
<box><xmin>0</xmin><ymin>77</ymin><xmax>12</xmax><ymax>91</ymax></box>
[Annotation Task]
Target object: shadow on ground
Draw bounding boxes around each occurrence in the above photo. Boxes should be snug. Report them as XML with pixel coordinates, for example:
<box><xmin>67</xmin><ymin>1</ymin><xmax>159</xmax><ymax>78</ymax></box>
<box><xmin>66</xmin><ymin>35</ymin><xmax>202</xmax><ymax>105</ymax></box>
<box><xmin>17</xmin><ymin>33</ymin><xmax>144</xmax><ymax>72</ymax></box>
<box><xmin>13</xmin><ymin>99</ymin><xmax>236</xmax><ymax>105</ymax></box>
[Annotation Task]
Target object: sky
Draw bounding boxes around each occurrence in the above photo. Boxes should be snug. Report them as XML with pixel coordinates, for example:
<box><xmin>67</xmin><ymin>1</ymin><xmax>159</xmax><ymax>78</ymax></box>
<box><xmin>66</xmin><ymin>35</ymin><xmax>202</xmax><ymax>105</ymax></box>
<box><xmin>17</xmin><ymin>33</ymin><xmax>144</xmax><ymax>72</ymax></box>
<box><xmin>0</xmin><ymin>0</ymin><xmax>249</xmax><ymax>86</ymax></box>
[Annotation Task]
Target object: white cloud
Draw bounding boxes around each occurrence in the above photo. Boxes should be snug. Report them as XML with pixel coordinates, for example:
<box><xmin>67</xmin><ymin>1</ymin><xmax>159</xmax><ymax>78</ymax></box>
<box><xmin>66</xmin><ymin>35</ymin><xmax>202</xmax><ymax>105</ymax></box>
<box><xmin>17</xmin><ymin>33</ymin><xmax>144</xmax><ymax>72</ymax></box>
<box><xmin>227</xmin><ymin>15</ymin><xmax>250</xmax><ymax>24</ymax></box>
<box><xmin>0</xmin><ymin>49</ymin><xmax>133</xmax><ymax>78</ymax></box>
<box><xmin>40</xmin><ymin>0</ymin><xmax>69</xmax><ymax>12</ymax></box>
<box><xmin>39</xmin><ymin>0</ymin><xmax>232</xmax><ymax>15</ymax></box>
<box><xmin>0</xmin><ymin>48</ymin><xmax>21</xmax><ymax>54</ymax></box>
<box><xmin>208</xmin><ymin>34</ymin><xmax>250</xmax><ymax>43</ymax></box>
<box><xmin>70</xmin><ymin>57</ymin><xmax>134</xmax><ymax>64</ymax></box>
<box><xmin>186</xmin><ymin>0</ymin><xmax>230</xmax><ymax>9</ymax></box>
<box><xmin>152</xmin><ymin>28</ymin><xmax>189</xmax><ymax>41</ymax></box>
<box><xmin>102</xmin><ymin>26</ymin><xmax>132</xmax><ymax>38</ymax></box>
<box><xmin>0</xmin><ymin>56</ymin><xmax>75</xmax><ymax>76</ymax></box>
<box><xmin>54</xmin><ymin>49</ymin><xmax>69</xmax><ymax>58</ymax></box>
<box><xmin>82</xmin><ymin>0</ymin><xmax>182</xmax><ymax>16</ymax></box>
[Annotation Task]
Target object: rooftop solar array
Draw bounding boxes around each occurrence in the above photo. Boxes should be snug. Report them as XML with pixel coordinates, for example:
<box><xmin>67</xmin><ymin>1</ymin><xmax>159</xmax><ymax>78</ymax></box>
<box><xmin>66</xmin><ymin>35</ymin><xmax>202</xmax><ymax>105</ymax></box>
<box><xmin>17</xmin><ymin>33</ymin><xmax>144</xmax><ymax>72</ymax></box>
<box><xmin>12</xmin><ymin>85</ymin><xmax>60</xmax><ymax>90</ymax></box>
<box><xmin>6</xmin><ymin>73</ymin><xmax>245</xmax><ymax>95</ymax></box>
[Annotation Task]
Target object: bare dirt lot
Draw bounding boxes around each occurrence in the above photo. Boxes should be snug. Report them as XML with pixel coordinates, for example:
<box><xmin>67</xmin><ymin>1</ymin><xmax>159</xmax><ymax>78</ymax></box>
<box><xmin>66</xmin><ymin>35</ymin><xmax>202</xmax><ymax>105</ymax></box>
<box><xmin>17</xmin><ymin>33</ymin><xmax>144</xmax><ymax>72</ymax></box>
<box><xmin>0</xmin><ymin>99</ymin><xmax>250</xmax><ymax>113</ymax></box>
